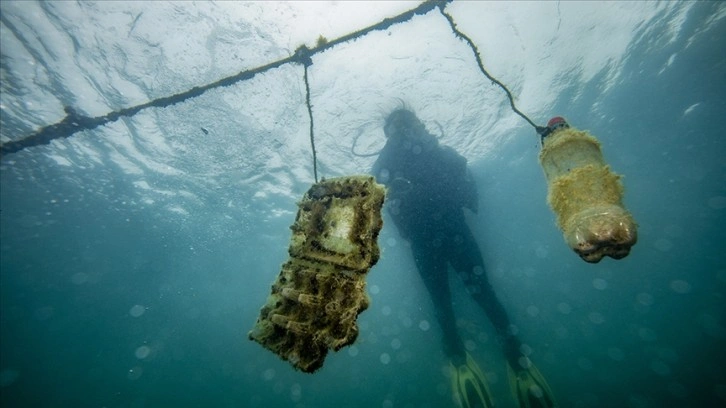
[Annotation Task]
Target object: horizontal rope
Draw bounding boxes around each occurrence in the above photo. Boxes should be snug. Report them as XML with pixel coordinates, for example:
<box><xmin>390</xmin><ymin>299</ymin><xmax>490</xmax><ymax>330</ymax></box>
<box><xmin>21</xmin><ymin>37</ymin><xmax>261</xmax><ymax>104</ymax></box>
<box><xmin>0</xmin><ymin>0</ymin><xmax>449</xmax><ymax>157</ymax></box>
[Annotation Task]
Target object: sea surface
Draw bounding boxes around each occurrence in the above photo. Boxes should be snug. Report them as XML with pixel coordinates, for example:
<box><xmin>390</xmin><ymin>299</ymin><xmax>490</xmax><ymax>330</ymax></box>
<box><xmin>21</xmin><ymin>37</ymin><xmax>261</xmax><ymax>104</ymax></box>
<box><xmin>1</xmin><ymin>2</ymin><xmax>725</xmax><ymax>407</ymax></box>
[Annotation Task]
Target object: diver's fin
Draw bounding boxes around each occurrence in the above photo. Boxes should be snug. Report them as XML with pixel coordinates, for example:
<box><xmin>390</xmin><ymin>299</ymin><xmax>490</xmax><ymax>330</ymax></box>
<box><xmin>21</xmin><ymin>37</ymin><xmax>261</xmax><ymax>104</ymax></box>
<box><xmin>449</xmin><ymin>352</ymin><xmax>496</xmax><ymax>408</ymax></box>
<box><xmin>507</xmin><ymin>358</ymin><xmax>558</xmax><ymax>408</ymax></box>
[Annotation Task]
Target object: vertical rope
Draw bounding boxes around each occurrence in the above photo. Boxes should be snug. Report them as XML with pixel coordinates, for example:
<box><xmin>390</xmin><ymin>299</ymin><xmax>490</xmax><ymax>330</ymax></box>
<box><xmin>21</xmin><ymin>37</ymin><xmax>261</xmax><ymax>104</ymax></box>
<box><xmin>437</xmin><ymin>5</ymin><xmax>547</xmax><ymax>135</ymax></box>
<box><xmin>297</xmin><ymin>46</ymin><xmax>318</xmax><ymax>183</ymax></box>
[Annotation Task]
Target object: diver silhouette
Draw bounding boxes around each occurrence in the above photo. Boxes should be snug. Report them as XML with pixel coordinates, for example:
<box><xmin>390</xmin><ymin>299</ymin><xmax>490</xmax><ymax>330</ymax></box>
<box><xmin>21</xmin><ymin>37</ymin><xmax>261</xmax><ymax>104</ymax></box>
<box><xmin>371</xmin><ymin>107</ymin><xmax>557</xmax><ymax>408</ymax></box>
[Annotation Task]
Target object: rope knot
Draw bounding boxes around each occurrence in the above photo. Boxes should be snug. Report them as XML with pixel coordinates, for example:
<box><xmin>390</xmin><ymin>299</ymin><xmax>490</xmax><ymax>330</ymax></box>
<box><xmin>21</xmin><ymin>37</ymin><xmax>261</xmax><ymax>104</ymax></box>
<box><xmin>293</xmin><ymin>45</ymin><xmax>313</xmax><ymax>67</ymax></box>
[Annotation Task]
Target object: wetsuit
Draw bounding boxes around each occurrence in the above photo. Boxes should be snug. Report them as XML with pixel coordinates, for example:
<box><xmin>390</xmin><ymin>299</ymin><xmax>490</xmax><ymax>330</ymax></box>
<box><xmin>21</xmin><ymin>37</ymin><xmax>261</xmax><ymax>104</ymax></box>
<box><xmin>372</xmin><ymin>110</ymin><xmax>521</xmax><ymax>366</ymax></box>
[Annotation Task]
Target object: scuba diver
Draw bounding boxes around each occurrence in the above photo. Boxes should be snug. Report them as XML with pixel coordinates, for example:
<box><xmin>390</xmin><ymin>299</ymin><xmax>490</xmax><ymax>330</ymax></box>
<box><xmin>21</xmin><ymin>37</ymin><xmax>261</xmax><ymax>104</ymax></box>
<box><xmin>371</xmin><ymin>107</ymin><xmax>558</xmax><ymax>408</ymax></box>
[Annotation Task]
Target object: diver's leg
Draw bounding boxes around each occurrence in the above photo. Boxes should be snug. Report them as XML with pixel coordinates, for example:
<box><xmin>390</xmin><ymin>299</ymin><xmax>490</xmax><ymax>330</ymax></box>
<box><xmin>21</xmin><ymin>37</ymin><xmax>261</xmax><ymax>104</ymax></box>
<box><xmin>410</xmin><ymin>241</ymin><xmax>465</xmax><ymax>361</ymax></box>
<box><xmin>451</xmin><ymin>229</ymin><xmax>559</xmax><ymax>407</ymax></box>
<box><xmin>449</xmin><ymin>228</ymin><xmax>523</xmax><ymax>367</ymax></box>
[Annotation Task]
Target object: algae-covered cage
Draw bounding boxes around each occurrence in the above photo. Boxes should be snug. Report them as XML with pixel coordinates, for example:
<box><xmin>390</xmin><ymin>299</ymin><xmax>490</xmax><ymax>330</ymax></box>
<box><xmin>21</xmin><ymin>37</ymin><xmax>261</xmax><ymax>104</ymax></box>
<box><xmin>249</xmin><ymin>175</ymin><xmax>386</xmax><ymax>373</ymax></box>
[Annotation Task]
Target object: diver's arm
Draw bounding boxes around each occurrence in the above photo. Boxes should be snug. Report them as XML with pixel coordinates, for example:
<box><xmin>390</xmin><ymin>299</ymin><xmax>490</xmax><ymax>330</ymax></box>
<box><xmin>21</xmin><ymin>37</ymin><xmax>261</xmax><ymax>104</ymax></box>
<box><xmin>463</xmin><ymin>166</ymin><xmax>479</xmax><ymax>214</ymax></box>
<box><xmin>371</xmin><ymin>145</ymin><xmax>412</xmax><ymax>239</ymax></box>
<box><xmin>371</xmin><ymin>140</ymin><xmax>396</xmax><ymax>185</ymax></box>
<box><xmin>440</xmin><ymin>146</ymin><xmax>479</xmax><ymax>213</ymax></box>
<box><xmin>371</xmin><ymin>156</ymin><xmax>383</xmax><ymax>183</ymax></box>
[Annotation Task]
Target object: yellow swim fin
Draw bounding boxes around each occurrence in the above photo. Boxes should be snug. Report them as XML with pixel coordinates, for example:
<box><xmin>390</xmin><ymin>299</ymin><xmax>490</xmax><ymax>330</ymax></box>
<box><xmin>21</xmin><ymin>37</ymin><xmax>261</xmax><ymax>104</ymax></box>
<box><xmin>507</xmin><ymin>358</ymin><xmax>558</xmax><ymax>408</ymax></box>
<box><xmin>449</xmin><ymin>352</ymin><xmax>495</xmax><ymax>408</ymax></box>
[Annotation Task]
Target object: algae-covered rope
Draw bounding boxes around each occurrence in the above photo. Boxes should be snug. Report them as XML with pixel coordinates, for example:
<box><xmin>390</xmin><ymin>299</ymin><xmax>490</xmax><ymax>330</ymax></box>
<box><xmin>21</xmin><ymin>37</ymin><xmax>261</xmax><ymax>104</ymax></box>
<box><xmin>1</xmin><ymin>0</ymin><xmax>447</xmax><ymax>158</ymax></box>
<box><xmin>296</xmin><ymin>46</ymin><xmax>319</xmax><ymax>183</ymax></box>
<box><xmin>437</xmin><ymin>5</ymin><xmax>547</xmax><ymax>135</ymax></box>
<box><xmin>1</xmin><ymin>0</ymin><xmax>550</xmax><ymax>159</ymax></box>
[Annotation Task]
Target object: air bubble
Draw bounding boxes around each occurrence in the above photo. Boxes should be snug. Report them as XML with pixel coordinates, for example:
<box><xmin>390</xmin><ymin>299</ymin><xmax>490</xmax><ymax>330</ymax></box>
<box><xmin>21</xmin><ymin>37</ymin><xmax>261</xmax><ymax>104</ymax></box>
<box><xmin>654</xmin><ymin>238</ymin><xmax>673</xmax><ymax>252</ymax></box>
<box><xmin>0</xmin><ymin>369</ymin><xmax>19</xmax><ymax>387</ymax></box>
<box><xmin>262</xmin><ymin>368</ymin><xmax>275</xmax><ymax>381</ymax></box>
<box><xmin>34</xmin><ymin>306</ymin><xmax>54</xmax><ymax>321</ymax></box>
<box><xmin>668</xmin><ymin>382</ymin><xmax>687</xmax><ymax>398</ymax></box>
<box><xmin>555</xmin><ymin>327</ymin><xmax>569</xmax><ymax>339</ymax></box>
<box><xmin>707</xmin><ymin>196</ymin><xmax>726</xmax><ymax>209</ymax></box>
<box><xmin>418</xmin><ymin>320</ymin><xmax>430</xmax><ymax>331</ymax></box>
<box><xmin>663</xmin><ymin>224</ymin><xmax>683</xmax><ymax>238</ymax></box>
<box><xmin>592</xmin><ymin>278</ymin><xmax>608</xmax><ymax>290</ymax></box>
<box><xmin>651</xmin><ymin>360</ymin><xmax>671</xmax><ymax>376</ymax></box>
<box><xmin>607</xmin><ymin>347</ymin><xmax>624</xmax><ymax>361</ymax></box>
<box><xmin>588</xmin><ymin>312</ymin><xmax>605</xmax><ymax>324</ymax></box>
<box><xmin>658</xmin><ymin>347</ymin><xmax>679</xmax><ymax>363</ymax></box>
<box><xmin>535</xmin><ymin>246</ymin><xmax>548</xmax><ymax>259</ymax></box>
<box><xmin>71</xmin><ymin>272</ymin><xmax>89</xmax><ymax>285</ymax></box>
<box><xmin>636</xmin><ymin>293</ymin><xmax>654</xmax><ymax>306</ymax></box>
<box><xmin>527</xmin><ymin>306</ymin><xmax>540</xmax><ymax>317</ymax></box>
<box><xmin>577</xmin><ymin>358</ymin><xmax>593</xmax><ymax>371</ymax></box>
<box><xmin>379</xmin><ymin>353</ymin><xmax>391</xmax><ymax>365</ymax></box>
<box><xmin>129</xmin><ymin>305</ymin><xmax>146</xmax><ymax>317</ymax></box>
<box><xmin>135</xmin><ymin>345</ymin><xmax>151</xmax><ymax>359</ymax></box>
<box><xmin>638</xmin><ymin>327</ymin><xmax>658</xmax><ymax>342</ymax></box>
<box><xmin>669</xmin><ymin>280</ymin><xmax>691</xmax><ymax>294</ymax></box>
<box><xmin>713</xmin><ymin>384</ymin><xmax>726</xmax><ymax>401</ymax></box>
<box><xmin>699</xmin><ymin>313</ymin><xmax>726</xmax><ymax>339</ymax></box>
<box><xmin>290</xmin><ymin>383</ymin><xmax>302</xmax><ymax>402</ymax></box>
<box><xmin>127</xmin><ymin>366</ymin><xmax>143</xmax><ymax>380</ymax></box>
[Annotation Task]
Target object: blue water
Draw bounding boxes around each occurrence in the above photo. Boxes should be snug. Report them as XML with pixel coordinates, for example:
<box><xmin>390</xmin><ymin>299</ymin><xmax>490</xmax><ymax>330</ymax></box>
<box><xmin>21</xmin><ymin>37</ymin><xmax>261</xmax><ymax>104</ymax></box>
<box><xmin>1</xmin><ymin>2</ymin><xmax>725</xmax><ymax>407</ymax></box>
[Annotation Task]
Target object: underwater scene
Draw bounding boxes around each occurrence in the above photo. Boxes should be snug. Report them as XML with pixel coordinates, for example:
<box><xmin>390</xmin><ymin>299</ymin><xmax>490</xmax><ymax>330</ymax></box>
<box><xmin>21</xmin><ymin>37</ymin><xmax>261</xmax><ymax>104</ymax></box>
<box><xmin>1</xmin><ymin>1</ymin><xmax>725</xmax><ymax>407</ymax></box>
